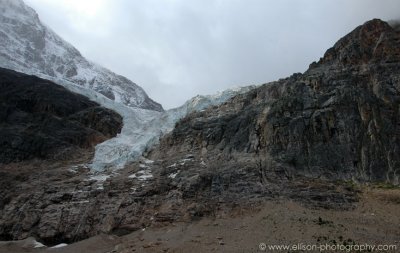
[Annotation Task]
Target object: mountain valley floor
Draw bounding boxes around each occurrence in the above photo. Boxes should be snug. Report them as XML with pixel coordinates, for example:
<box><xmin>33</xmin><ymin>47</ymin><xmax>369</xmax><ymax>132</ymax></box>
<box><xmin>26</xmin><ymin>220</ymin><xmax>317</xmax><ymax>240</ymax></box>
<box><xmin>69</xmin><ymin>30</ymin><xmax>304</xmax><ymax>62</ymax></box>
<box><xmin>1</xmin><ymin>155</ymin><xmax>399</xmax><ymax>253</ymax></box>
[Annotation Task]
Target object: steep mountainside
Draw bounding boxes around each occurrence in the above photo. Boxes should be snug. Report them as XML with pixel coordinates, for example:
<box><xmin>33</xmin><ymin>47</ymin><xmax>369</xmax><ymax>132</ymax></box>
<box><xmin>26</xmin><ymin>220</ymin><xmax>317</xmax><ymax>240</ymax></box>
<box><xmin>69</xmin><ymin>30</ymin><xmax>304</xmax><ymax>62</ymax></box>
<box><xmin>0</xmin><ymin>67</ymin><xmax>122</xmax><ymax>163</ymax></box>
<box><xmin>2</xmin><ymin>19</ymin><xmax>396</xmax><ymax>246</ymax></box>
<box><xmin>152</xmin><ymin>19</ymin><xmax>400</xmax><ymax>185</ymax></box>
<box><xmin>0</xmin><ymin>0</ymin><xmax>162</xmax><ymax>111</ymax></box>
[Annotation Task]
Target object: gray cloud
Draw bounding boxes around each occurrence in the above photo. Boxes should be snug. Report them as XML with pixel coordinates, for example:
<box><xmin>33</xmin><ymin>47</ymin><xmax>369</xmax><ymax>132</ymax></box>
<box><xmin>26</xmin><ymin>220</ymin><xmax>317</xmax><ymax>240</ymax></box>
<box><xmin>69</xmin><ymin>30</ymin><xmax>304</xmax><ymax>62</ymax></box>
<box><xmin>25</xmin><ymin>0</ymin><xmax>400</xmax><ymax>108</ymax></box>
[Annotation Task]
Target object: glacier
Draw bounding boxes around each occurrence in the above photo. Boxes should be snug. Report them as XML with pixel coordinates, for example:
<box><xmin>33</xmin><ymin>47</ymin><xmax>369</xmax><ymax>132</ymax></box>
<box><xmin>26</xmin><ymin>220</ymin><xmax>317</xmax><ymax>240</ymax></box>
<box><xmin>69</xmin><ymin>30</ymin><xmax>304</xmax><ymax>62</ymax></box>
<box><xmin>0</xmin><ymin>25</ymin><xmax>255</xmax><ymax>170</ymax></box>
<box><xmin>91</xmin><ymin>85</ymin><xmax>256</xmax><ymax>171</ymax></box>
<box><xmin>0</xmin><ymin>0</ymin><xmax>257</xmax><ymax>171</ymax></box>
<box><xmin>26</xmin><ymin>71</ymin><xmax>255</xmax><ymax>171</ymax></box>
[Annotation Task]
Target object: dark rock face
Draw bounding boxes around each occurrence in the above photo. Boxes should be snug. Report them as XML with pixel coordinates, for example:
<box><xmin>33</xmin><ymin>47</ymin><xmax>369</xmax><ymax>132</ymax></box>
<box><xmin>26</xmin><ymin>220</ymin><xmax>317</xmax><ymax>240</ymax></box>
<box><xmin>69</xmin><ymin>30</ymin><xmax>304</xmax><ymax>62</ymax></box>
<box><xmin>154</xmin><ymin>19</ymin><xmax>400</xmax><ymax>185</ymax></box>
<box><xmin>0</xmin><ymin>67</ymin><xmax>123</xmax><ymax>163</ymax></box>
<box><xmin>315</xmin><ymin>19</ymin><xmax>400</xmax><ymax>66</ymax></box>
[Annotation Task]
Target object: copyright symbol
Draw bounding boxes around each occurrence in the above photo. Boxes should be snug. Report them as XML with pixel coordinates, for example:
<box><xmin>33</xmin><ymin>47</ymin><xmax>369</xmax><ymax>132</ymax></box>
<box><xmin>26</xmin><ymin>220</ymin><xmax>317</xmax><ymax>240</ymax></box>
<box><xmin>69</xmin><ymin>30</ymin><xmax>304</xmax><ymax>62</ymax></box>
<box><xmin>259</xmin><ymin>243</ymin><xmax>267</xmax><ymax>251</ymax></box>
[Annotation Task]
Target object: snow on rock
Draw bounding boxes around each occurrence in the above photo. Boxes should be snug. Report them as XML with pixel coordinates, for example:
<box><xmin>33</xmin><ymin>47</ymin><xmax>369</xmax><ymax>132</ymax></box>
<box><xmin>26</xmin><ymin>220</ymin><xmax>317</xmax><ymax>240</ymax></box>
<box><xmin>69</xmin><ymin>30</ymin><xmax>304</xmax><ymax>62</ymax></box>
<box><xmin>50</xmin><ymin>243</ymin><xmax>68</xmax><ymax>248</ymax></box>
<box><xmin>0</xmin><ymin>0</ymin><xmax>162</xmax><ymax>111</ymax></box>
<box><xmin>143</xmin><ymin>159</ymin><xmax>155</xmax><ymax>164</ymax></box>
<box><xmin>88</xmin><ymin>174</ymin><xmax>110</xmax><ymax>182</ymax></box>
<box><xmin>67</xmin><ymin>166</ymin><xmax>78</xmax><ymax>174</ymax></box>
<box><xmin>33</xmin><ymin>240</ymin><xmax>45</xmax><ymax>248</ymax></box>
<box><xmin>129</xmin><ymin>167</ymin><xmax>153</xmax><ymax>181</ymax></box>
<box><xmin>86</xmin><ymin>171</ymin><xmax>113</xmax><ymax>190</ymax></box>
<box><xmin>168</xmin><ymin>171</ymin><xmax>179</xmax><ymax>179</ymax></box>
<box><xmin>88</xmin><ymin>174</ymin><xmax>110</xmax><ymax>190</ymax></box>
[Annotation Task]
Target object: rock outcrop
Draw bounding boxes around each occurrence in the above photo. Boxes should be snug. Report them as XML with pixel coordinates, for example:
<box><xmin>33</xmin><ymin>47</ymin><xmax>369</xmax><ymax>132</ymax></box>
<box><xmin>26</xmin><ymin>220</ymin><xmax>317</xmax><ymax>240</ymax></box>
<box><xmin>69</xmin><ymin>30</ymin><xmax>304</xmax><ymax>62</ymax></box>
<box><xmin>0</xmin><ymin>67</ymin><xmax>123</xmax><ymax>163</ymax></box>
<box><xmin>154</xmin><ymin>19</ymin><xmax>400</xmax><ymax>185</ymax></box>
<box><xmin>0</xmin><ymin>156</ymin><xmax>358</xmax><ymax>245</ymax></box>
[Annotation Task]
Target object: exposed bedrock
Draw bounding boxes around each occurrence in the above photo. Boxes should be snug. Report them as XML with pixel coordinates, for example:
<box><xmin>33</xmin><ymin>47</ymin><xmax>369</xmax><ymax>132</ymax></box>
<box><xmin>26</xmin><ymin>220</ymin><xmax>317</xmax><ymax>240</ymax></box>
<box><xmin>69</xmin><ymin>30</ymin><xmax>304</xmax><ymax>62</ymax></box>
<box><xmin>153</xmin><ymin>19</ymin><xmax>400</xmax><ymax>185</ymax></box>
<box><xmin>0</xmin><ymin>67</ymin><xmax>123</xmax><ymax>163</ymax></box>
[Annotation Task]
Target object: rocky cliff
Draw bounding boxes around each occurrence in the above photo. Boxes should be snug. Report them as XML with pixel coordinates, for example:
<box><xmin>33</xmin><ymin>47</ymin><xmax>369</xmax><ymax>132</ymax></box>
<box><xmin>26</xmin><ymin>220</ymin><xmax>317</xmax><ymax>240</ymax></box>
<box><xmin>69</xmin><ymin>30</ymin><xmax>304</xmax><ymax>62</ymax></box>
<box><xmin>153</xmin><ymin>19</ymin><xmax>400</xmax><ymax>185</ymax></box>
<box><xmin>0</xmin><ymin>67</ymin><xmax>123</xmax><ymax>163</ymax></box>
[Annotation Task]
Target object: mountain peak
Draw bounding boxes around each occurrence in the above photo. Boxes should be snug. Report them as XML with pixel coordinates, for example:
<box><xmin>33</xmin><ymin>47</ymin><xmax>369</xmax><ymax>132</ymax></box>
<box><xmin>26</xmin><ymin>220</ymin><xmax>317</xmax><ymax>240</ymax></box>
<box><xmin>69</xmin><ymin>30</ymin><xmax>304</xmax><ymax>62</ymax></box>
<box><xmin>1</xmin><ymin>0</ymin><xmax>39</xmax><ymax>24</ymax></box>
<box><xmin>310</xmin><ymin>18</ymin><xmax>400</xmax><ymax>69</ymax></box>
<box><xmin>0</xmin><ymin>0</ymin><xmax>163</xmax><ymax>111</ymax></box>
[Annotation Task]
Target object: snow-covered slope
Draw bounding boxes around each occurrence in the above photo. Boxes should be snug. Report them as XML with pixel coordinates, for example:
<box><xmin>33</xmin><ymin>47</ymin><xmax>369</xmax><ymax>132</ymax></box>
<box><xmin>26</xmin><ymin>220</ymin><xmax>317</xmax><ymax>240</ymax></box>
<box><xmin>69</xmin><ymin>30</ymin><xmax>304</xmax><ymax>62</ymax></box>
<box><xmin>92</xmin><ymin>85</ymin><xmax>255</xmax><ymax>170</ymax></box>
<box><xmin>0</xmin><ymin>0</ymin><xmax>162</xmax><ymax>111</ymax></box>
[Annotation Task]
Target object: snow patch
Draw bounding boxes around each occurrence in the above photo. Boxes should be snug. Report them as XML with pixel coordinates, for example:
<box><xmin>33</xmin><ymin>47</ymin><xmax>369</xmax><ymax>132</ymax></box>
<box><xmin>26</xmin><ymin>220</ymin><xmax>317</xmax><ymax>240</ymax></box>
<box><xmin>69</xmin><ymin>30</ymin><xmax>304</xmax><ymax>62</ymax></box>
<box><xmin>50</xmin><ymin>243</ymin><xmax>68</xmax><ymax>248</ymax></box>
<box><xmin>168</xmin><ymin>171</ymin><xmax>179</xmax><ymax>179</ymax></box>
<box><xmin>143</xmin><ymin>159</ymin><xmax>154</xmax><ymax>164</ymax></box>
<box><xmin>87</xmin><ymin>173</ymin><xmax>111</xmax><ymax>191</ymax></box>
<box><xmin>33</xmin><ymin>241</ymin><xmax>45</xmax><ymax>248</ymax></box>
<box><xmin>67</xmin><ymin>166</ymin><xmax>78</xmax><ymax>174</ymax></box>
<box><xmin>89</xmin><ymin>174</ymin><xmax>110</xmax><ymax>182</ymax></box>
<box><xmin>129</xmin><ymin>168</ymin><xmax>153</xmax><ymax>181</ymax></box>
<box><xmin>180</xmin><ymin>158</ymin><xmax>193</xmax><ymax>163</ymax></box>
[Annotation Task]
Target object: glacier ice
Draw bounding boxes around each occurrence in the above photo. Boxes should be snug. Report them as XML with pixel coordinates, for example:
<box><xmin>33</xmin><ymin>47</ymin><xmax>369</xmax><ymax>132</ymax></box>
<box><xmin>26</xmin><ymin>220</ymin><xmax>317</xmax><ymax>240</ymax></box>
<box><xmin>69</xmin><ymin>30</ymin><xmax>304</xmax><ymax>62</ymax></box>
<box><xmin>3</xmin><ymin>67</ymin><xmax>254</xmax><ymax>170</ymax></box>
<box><xmin>0</xmin><ymin>0</ymin><xmax>257</xmax><ymax>171</ymax></box>
<box><xmin>90</xmin><ymin>85</ymin><xmax>256</xmax><ymax>171</ymax></box>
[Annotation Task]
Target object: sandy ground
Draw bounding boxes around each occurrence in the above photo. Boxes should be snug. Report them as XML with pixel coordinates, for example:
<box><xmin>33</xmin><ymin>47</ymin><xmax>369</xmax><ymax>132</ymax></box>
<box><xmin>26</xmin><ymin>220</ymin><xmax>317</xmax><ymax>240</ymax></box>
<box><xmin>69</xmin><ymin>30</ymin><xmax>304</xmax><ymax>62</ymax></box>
<box><xmin>1</xmin><ymin>187</ymin><xmax>399</xmax><ymax>253</ymax></box>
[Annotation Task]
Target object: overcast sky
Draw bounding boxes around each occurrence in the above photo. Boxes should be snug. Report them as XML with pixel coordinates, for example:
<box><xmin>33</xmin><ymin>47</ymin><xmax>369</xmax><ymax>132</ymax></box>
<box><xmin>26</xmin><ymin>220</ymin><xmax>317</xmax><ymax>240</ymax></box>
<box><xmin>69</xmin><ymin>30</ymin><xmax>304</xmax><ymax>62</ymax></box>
<box><xmin>25</xmin><ymin>0</ymin><xmax>400</xmax><ymax>109</ymax></box>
